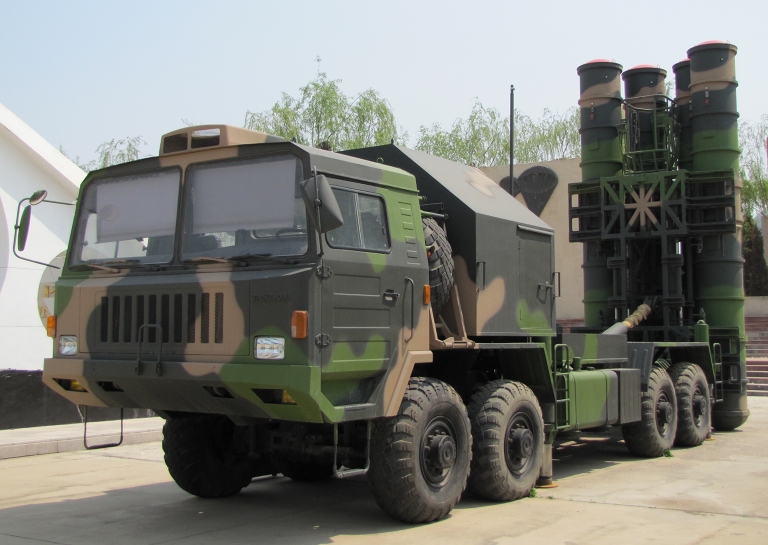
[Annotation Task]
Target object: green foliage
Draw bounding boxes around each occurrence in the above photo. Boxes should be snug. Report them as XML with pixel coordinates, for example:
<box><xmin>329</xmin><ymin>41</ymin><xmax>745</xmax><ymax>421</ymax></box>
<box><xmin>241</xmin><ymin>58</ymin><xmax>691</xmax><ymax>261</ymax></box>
<box><xmin>739</xmin><ymin>115</ymin><xmax>768</xmax><ymax>217</ymax></box>
<box><xmin>60</xmin><ymin>137</ymin><xmax>148</xmax><ymax>172</ymax></box>
<box><xmin>415</xmin><ymin>102</ymin><xmax>510</xmax><ymax>167</ymax></box>
<box><xmin>528</xmin><ymin>487</ymin><xmax>538</xmax><ymax>498</ymax></box>
<box><xmin>414</xmin><ymin>102</ymin><xmax>580</xmax><ymax>167</ymax></box>
<box><xmin>243</xmin><ymin>72</ymin><xmax>402</xmax><ymax>151</ymax></box>
<box><xmin>662</xmin><ymin>449</ymin><xmax>673</xmax><ymax>457</ymax></box>
<box><xmin>515</xmin><ymin>107</ymin><xmax>580</xmax><ymax>164</ymax></box>
<box><xmin>742</xmin><ymin>214</ymin><xmax>768</xmax><ymax>296</ymax></box>
<box><xmin>92</xmin><ymin>136</ymin><xmax>147</xmax><ymax>169</ymax></box>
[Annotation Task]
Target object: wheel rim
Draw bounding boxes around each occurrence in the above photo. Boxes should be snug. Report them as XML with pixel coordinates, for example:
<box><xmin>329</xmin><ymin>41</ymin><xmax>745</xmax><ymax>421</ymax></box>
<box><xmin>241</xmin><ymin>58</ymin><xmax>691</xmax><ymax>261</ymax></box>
<box><xmin>656</xmin><ymin>391</ymin><xmax>674</xmax><ymax>437</ymax></box>
<box><xmin>505</xmin><ymin>411</ymin><xmax>535</xmax><ymax>475</ymax></box>
<box><xmin>692</xmin><ymin>383</ymin><xmax>708</xmax><ymax>428</ymax></box>
<box><xmin>420</xmin><ymin>416</ymin><xmax>458</xmax><ymax>488</ymax></box>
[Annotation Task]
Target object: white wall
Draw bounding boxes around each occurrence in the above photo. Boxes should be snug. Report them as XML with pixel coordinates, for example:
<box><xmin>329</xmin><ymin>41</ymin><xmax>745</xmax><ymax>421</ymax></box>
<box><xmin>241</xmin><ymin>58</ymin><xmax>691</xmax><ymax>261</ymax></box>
<box><xmin>0</xmin><ymin>114</ymin><xmax>82</xmax><ymax>370</ymax></box>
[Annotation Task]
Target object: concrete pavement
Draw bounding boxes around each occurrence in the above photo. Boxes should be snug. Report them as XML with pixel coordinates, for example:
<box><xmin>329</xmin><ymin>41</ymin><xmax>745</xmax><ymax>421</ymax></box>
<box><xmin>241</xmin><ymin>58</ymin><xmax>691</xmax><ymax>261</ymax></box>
<box><xmin>0</xmin><ymin>399</ymin><xmax>766</xmax><ymax>544</ymax></box>
<box><xmin>0</xmin><ymin>417</ymin><xmax>163</xmax><ymax>460</ymax></box>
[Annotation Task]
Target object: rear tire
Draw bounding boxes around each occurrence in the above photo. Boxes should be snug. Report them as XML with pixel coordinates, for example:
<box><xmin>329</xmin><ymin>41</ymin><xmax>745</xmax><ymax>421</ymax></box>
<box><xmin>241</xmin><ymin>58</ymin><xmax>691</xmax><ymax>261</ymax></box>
<box><xmin>622</xmin><ymin>367</ymin><xmax>678</xmax><ymax>457</ymax></box>
<box><xmin>467</xmin><ymin>380</ymin><xmax>544</xmax><ymax>501</ymax></box>
<box><xmin>422</xmin><ymin>217</ymin><xmax>454</xmax><ymax>317</ymax></box>
<box><xmin>163</xmin><ymin>415</ymin><xmax>254</xmax><ymax>498</ymax></box>
<box><xmin>368</xmin><ymin>377</ymin><xmax>471</xmax><ymax>523</ymax></box>
<box><xmin>669</xmin><ymin>362</ymin><xmax>711</xmax><ymax>447</ymax></box>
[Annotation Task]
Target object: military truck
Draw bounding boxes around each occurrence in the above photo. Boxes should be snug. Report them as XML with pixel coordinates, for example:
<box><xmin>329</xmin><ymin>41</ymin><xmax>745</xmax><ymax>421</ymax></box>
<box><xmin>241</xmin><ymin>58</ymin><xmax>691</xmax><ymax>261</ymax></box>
<box><xmin>18</xmin><ymin>40</ymin><xmax>748</xmax><ymax>523</ymax></box>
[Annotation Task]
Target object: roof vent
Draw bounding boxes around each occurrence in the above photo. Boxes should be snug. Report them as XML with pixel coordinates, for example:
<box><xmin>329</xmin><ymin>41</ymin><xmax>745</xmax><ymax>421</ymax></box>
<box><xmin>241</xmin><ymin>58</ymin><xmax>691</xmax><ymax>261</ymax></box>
<box><xmin>191</xmin><ymin>128</ymin><xmax>221</xmax><ymax>149</ymax></box>
<box><xmin>162</xmin><ymin>133</ymin><xmax>188</xmax><ymax>154</ymax></box>
<box><xmin>159</xmin><ymin>125</ymin><xmax>286</xmax><ymax>155</ymax></box>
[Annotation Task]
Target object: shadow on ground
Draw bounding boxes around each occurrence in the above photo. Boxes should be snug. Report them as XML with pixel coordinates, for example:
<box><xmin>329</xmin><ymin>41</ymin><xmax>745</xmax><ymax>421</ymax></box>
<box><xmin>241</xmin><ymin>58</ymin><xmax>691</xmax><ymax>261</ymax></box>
<box><xmin>1</xmin><ymin>426</ymin><xmax>747</xmax><ymax>544</ymax></box>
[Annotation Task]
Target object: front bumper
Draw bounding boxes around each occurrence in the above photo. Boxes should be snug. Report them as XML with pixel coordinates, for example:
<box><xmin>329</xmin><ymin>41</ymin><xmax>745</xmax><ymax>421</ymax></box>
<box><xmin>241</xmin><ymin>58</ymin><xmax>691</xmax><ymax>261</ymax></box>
<box><xmin>43</xmin><ymin>358</ymin><xmax>329</xmax><ymax>423</ymax></box>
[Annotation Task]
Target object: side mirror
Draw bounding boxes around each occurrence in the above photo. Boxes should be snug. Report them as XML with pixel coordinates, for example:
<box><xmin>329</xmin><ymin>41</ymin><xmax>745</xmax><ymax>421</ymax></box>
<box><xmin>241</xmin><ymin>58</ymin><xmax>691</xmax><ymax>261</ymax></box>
<box><xmin>300</xmin><ymin>174</ymin><xmax>344</xmax><ymax>234</ymax></box>
<box><xmin>16</xmin><ymin>205</ymin><xmax>32</xmax><ymax>252</ymax></box>
<box><xmin>12</xmin><ymin>189</ymin><xmax>73</xmax><ymax>270</ymax></box>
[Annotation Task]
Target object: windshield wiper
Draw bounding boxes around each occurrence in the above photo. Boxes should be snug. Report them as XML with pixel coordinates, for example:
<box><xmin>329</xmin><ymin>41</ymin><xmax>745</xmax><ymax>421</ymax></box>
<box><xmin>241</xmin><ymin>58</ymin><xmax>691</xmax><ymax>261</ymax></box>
<box><xmin>186</xmin><ymin>256</ymin><xmax>232</xmax><ymax>264</ymax></box>
<box><xmin>228</xmin><ymin>253</ymin><xmax>298</xmax><ymax>265</ymax></box>
<box><xmin>187</xmin><ymin>254</ymin><xmax>298</xmax><ymax>265</ymax></box>
<box><xmin>103</xmin><ymin>259</ymin><xmax>160</xmax><ymax>270</ymax></box>
<box><xmin>75</xmin><ymin>263</ymin><xmax>120</xmax><ymax>273</ymax></box>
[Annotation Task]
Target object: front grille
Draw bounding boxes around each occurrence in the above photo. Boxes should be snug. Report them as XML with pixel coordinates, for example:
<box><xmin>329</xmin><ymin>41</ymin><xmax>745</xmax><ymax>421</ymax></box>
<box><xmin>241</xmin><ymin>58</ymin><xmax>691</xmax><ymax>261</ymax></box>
<box><xmin>100</xmin><ymin>291</ymin><xmax>225</xmax><ymax>345</ymax></box>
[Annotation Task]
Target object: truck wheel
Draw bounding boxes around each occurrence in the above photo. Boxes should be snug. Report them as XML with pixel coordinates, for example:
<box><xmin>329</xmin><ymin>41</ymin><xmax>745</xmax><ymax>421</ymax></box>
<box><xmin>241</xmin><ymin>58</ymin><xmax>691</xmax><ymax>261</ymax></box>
<box><xmin>274</xmin><ymin>456</ymin><xmax>333</xmax><ymax>481</ymax></box>
<box><xmin>669</xmin><ymin>362</ymin><xmax>711</xmax><ymax>447</ymax></box>
<box><xmin>368</xmin><ymin>377</ymin><xmax>471</xmax><ymax>523</ymax></box>
<box><xmin>163</xmin><ymin>415</ymin><xmax>254</xmax><ymax>498</ymax></box>
<box><xmin>467</xmin><ymin>380</ymin><xmax>544</xmax><ymax>501</ymax></box>
<box><xmin>422</xmin><ymin>217</ymin><xmax>454</xmax><ymax>317</ymax></box>
<box><xmin>622</xmin><ymin>367</ymin><xmax>678</xmax><ymax>457</ymax></box>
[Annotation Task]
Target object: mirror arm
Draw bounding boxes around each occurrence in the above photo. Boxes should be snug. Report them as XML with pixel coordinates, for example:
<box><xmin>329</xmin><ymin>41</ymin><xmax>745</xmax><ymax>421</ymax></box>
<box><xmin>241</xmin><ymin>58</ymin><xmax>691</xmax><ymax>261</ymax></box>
<box><xmin>12</xmin><ymin>197</ymin><xmax>61</xmax><ymax>269</ymax></box>
<box><xmin>313</xmin><ymin>166</ymin><xmax>325</xmax><ymax>258</ymax></box>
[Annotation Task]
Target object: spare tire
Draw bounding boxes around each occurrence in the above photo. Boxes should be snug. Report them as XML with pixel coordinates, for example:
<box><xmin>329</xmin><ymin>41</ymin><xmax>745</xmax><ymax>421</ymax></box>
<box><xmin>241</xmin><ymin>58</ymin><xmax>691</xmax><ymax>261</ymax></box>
<box><xmin>422</xmin><ymin>217</ymin><xmax>454</xmax><ymax>317</ymax></box>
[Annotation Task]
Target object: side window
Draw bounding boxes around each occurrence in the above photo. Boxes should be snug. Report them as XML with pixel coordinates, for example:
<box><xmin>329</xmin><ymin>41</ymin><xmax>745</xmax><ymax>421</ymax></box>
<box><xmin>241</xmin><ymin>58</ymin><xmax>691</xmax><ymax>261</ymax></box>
<box><xmin>326</xmin><ymin>188</ymin><xmax>390</xmax><ymax>252</ymax></box>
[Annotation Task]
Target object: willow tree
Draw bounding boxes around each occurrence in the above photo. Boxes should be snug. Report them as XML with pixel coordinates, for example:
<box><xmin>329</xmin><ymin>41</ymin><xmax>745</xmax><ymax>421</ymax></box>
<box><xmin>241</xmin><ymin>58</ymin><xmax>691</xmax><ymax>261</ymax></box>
<box><xmin>414</xmin><ymin>102</ymin><xmax>580</xmax><ymax>167</ymax></box>
<box><xmin>243</xmin><ymin>72</ymin><xmax>402</xmax><ymax>151</ymax></box>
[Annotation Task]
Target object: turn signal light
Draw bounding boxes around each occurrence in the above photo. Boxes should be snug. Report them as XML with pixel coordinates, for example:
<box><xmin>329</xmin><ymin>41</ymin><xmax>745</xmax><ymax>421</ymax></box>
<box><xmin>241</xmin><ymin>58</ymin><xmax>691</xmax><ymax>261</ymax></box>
<box><xmin>291</xmin><ymin>310</ymin><xmax>308</xmax><ymax>339</ymax></box>
<box><xmin>423</xmin><ymin>285</ymin><xmax>431</xmax><ymax>306</ymax></box>
<box><xmin>46</xmin><ymin>316</ymin><xmax>56</xmax><ymax>338</ymax></box>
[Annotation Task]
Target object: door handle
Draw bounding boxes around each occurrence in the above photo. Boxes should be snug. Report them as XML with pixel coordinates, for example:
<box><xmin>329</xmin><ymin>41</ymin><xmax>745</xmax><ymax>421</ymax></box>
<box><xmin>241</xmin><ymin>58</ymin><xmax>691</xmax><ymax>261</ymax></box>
<box><xmin>383</xmin><ymin>289</ymin><xmax>400</xmax><ymax>301</ymax></box>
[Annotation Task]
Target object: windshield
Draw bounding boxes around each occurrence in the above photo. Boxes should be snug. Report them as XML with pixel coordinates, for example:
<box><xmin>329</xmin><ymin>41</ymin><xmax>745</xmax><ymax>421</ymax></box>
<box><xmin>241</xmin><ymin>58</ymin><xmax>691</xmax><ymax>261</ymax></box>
<box><xmin>70</xmin><ymin>169</ymin><xmax>181</xmax><ymax>266</ymax></box>
<box><xmin>181</xmin><ymin>154</ymin><xmax>307</xmax><ymax>260</ymax></box>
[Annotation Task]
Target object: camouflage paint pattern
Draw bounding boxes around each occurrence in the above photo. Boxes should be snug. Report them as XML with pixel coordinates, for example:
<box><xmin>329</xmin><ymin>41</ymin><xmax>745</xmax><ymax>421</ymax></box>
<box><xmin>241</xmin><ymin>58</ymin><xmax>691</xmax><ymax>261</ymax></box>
<box><xmin>577</xmin><ymin>60</ymin><xmax>624</xmax><ymax>182</ymax></box>
<box><xmin>622</xmin><ymin>65</ymin><xmax>668</xmax><ymax>155</ymax></box>
<box><xmin>571</xmin><ymin>43</ymin><xmax>748</xmax><ymax>430</ymax></box>
<box><xmin>577</xmin><ymin>60</ymin><xmax>623</xmax><ymax>327</ymax></box>
<box><xmin>687</xmin><ymin>42</ymin><xmax>748</xmax><ymax>429</ymax></box>
<box><xmin>688</xmin><ymin>42</ymin><xmax>740</xmax><ymax>173</ymax></box>
<box><xmin>673</xmin><ymin>59</ymin><xmax>693</xmax><ymax>171</ymax></box>
<box><xmin>340</xmin><ymin>145</ymin><xmax>557</xmax><ymax>338</ymax></box>
<box><xmin>42</xmin><ymin>130</ymin><xmax>433</xmax><ymax>424</ymax></box>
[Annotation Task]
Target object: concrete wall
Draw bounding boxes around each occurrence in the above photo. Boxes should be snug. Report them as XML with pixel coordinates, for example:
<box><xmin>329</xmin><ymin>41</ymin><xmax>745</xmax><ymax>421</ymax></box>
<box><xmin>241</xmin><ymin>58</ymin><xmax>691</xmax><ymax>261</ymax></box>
<box><xmin>0</xmin><ymin>103</ymin><xmax>82</xmax><ymax>371</ymax></box>
<box><xmin>745</xmin><ymin>297</ymin><xmax>768</xmax><ymax>317</ymax></box>
<box><xmin>760</xmin><ymin>215</ymin><xmax>768</xmax><ymax>268</ymax></box>
<box><xmin>481</xmin><ymin>159</ymin><xmax>584</xmax><ymax>322</ymax></box>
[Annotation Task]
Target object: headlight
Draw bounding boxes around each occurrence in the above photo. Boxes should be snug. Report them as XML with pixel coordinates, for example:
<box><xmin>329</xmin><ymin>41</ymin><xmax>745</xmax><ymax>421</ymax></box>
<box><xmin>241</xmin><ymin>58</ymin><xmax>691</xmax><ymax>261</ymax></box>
<box><xmin>59</xmin><ymin>336</ymin><xmax>78</xmax><ymax>356</ymax></box>
<box><xmin>255</xmin><ymin>337</ymin><xmax>285</xmax><ymax>360</ymax></box>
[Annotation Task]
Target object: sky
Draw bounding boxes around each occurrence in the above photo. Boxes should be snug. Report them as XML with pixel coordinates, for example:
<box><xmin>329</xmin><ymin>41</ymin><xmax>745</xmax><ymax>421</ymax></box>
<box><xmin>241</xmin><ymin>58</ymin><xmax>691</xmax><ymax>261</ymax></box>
<box><xmin>1</xmin><ymin>0</ymin><xmax>765</xmax><ymax>165</ymax></box>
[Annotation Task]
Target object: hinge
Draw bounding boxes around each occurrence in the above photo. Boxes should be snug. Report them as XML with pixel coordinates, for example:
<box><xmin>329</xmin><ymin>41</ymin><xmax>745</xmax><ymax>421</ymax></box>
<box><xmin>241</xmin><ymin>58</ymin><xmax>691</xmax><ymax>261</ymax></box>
<box><xmin>315</xmin><ymin>333</ymin><xmax>331</xmax><ymax>347</ymax></box>
<box><xmin>316</xmin><ymin>265</ymin><xmax>332</xmax><ymax>278</ymax></box>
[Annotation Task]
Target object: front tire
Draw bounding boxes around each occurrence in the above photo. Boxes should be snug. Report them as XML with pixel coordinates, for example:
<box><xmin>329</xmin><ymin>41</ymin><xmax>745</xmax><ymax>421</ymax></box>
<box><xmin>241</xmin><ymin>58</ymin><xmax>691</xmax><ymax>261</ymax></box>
<box><xmin>467</xmin><ymin>380</ymin><xmax>544</xmax><ymax>501</ymax></box>
<box><xmin>669</xmin><ymin>362</ymin><xmax>711</xmax><ymax>447</ymax></box>
<box><xmin>368</xmin><ymin>377</ymin><xmax>471</xmax><ymax>523</ymax></box>
<box><xmin>622</xmin><ymin>367</ymin><xmax>678</xmax><ymax>457</ymax></box>
<box><xmin>163</xmin><ymin>415</ymin><xmax>255</xmax><ymax>498</ymax></box>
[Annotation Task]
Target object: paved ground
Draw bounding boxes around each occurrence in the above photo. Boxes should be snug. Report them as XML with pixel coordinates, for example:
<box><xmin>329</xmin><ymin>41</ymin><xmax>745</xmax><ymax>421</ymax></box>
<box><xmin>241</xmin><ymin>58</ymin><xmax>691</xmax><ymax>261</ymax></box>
<box><xmin>0</xmin><ymin>398</ymin><xmax>766</xmax><ymax>545</ymax></box>
<box><xmin>0</xmin><ymin>417</ymin><xmax>164</xmax><ymax>460</ymax></box>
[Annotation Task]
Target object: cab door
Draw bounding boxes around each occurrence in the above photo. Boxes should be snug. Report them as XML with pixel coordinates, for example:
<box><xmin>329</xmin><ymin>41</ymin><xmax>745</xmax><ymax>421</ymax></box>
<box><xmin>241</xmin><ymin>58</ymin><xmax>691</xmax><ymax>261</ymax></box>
<box><xmin>318</xmin><ymin>181</ymin><xmax>407</xmax><ymax>407</ymax></box>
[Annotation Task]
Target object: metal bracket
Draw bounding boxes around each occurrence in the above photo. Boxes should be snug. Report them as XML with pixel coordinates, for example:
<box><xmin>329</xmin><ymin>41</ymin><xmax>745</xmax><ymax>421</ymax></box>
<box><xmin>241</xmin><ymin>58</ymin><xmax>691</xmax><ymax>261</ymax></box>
<box><xmin>315</xmin><ymin>333</ymin><xmax>331</xmax><ymax>347</ymax></box>
<box><xmin>136</xmin><ymin>324</ymin><xmax>163</xmax><ymax>376</ymax></box>
<box><xmin>83</xmin><ymin>406</ymin><xmax>124</xmax><ymax>450</ymax></box>
<box><xmin>316</xmin><ymin>265</ymin><xmax>332</xmax><ymax>278</ymax></box>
